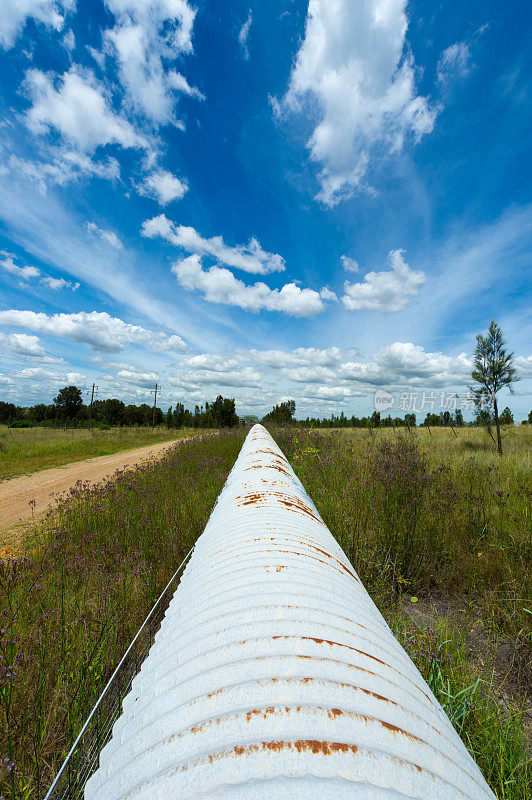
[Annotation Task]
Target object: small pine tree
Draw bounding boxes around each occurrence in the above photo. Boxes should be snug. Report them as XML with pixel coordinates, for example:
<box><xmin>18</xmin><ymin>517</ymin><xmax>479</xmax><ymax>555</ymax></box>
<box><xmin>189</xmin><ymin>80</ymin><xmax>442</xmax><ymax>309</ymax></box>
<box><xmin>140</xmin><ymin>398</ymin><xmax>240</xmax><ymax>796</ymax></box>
<box><xmin>469</xmin><ymin>320</ymin><xmax>518</xmax><ymax>454</ymax></box>
<box><xmin>499</xmin><ymin>407</ymin><xmax>514</xmax><ymax>425</ymax></box>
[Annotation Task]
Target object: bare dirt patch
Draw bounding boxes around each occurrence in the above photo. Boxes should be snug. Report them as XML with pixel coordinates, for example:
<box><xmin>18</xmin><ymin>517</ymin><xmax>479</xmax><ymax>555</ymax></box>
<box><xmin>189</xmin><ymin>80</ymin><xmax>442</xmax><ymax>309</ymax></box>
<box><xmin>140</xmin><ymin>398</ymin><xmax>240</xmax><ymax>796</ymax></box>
<box><xmin>399</xmin><ymin>594</ymin><xmax>532</xmax><ymax>743</ymax></box>
<box><xmin>0</xmin><ymin>438</ymin><xmax>193</xmax><ymax>551</ymax></box>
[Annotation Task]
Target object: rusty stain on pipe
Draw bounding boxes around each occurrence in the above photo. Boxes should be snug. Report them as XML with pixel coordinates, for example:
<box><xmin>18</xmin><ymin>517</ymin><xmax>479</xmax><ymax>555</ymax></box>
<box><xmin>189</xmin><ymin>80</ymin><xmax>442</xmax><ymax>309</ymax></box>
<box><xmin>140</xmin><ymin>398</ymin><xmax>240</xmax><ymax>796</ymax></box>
<box><xmin>85</xmin><ymin>424</ymin><xmax>496</xmax><ymax>800</ymax></box>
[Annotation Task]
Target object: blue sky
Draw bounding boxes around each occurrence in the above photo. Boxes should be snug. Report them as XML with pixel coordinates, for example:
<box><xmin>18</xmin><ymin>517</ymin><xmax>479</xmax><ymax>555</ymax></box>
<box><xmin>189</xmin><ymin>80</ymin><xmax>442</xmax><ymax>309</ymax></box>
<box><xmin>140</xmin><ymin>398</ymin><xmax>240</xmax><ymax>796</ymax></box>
<box><xmin>0</xmin><ymin>0</ymin><xmax>530</xmax><ymax>420</ymax></box>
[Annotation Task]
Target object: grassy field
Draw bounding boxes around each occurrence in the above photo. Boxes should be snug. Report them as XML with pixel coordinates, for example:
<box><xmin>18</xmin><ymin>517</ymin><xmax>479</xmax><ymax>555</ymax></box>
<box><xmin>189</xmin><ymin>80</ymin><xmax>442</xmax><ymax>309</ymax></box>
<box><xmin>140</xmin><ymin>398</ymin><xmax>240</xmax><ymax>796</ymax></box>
<box><xmin>0</xmin><ymin>425</ymin><xmax>198</xmax><ymax>481</ymax></box>
<box><xmin>271</xmin><ymin>424</ymin><xmax>531</xmax><ymax>798</ymax></box>
<box><xmin>0</xmin><ymin>429</ymin><xmax>247</xmax><ymax>798</ymax></box>
<box><xmin>0</xmin><ymin>424</ymin><xmax>530</xmax><ymax>798</ymax></box>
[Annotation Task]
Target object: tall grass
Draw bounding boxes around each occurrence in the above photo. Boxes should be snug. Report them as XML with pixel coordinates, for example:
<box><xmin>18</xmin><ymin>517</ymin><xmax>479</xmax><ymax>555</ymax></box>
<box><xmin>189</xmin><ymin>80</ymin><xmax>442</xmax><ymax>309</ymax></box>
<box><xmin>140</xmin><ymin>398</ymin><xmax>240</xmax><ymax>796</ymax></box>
<box><xmin>1</xmin><ymin>424</ymin><xmax>529</xmax><ymax>798</ymax></box>
<box><xmin>271</xmin><ymin>425</ymin><xmax>531</xmax><ymax>799</ymax></box>
<box><xmin>0</xmin><ymin>430</ymin><xmax>245</xmax><ymax>798</ymax></box>
<box><xmin>276</xmin><ymin>426</ymin><xmax>531</xmax><ymax>640</ymax></box>
<box><xmin>0</xmin><ymin>425</ymin><xmax>197</xmax><ymax>481</ymax></box>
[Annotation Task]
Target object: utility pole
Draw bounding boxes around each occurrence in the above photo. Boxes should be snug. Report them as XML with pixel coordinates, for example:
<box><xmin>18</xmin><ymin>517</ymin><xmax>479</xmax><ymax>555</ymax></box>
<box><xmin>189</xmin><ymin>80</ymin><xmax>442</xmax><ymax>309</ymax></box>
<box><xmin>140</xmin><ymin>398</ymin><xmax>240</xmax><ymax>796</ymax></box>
<box><xmin>88</xmin><ymin>383</ymin><xmax>98</xmax><ymax>431</ymax></box>
<box><xmin>152</xmin><ymin>382</ymin><xmax>159</xmax><ymax>430</ymax></box>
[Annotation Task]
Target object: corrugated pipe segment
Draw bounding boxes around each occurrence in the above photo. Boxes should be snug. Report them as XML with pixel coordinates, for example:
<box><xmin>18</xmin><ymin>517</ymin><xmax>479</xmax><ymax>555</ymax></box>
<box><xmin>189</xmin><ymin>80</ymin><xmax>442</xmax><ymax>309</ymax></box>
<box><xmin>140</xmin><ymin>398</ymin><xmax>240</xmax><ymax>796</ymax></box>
<box><xmin>85</xmin><ymin>424</ymin><xmax>496</xmax><ymax>799</ymax></box>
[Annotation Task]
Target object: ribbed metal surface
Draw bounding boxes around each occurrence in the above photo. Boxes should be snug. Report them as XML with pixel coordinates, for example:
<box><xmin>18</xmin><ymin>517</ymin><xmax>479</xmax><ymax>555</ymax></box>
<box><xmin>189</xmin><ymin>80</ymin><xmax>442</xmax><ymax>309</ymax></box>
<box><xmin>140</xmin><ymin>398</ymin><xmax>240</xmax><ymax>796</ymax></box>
<box><xmin>85</xmin><ymin>424</ymin><xmax>495</xmax><ymax>799</ymax></box>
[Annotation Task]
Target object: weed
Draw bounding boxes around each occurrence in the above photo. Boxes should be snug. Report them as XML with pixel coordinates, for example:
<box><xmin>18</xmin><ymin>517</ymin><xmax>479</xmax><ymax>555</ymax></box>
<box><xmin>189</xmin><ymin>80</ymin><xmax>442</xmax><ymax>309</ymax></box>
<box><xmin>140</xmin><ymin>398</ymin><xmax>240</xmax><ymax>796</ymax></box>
<box><xmin>0</xmin><ymin>430</ymin><xmax>246</xmax><ymax>798</ymax></box>
<box><xmin>270</xmin><ymin>425</ymin><xmax>531</xmax><ymax>799</ymax></box>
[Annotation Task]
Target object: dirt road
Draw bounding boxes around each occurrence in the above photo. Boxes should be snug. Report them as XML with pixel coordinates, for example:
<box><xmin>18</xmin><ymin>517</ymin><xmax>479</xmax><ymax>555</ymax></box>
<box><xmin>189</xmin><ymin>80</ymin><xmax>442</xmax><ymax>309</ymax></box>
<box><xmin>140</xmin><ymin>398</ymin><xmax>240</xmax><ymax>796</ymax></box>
<box><xmin>0</xmin><ymin>438</ymin><xmax>189</xmax><ymax>550</ymax></box>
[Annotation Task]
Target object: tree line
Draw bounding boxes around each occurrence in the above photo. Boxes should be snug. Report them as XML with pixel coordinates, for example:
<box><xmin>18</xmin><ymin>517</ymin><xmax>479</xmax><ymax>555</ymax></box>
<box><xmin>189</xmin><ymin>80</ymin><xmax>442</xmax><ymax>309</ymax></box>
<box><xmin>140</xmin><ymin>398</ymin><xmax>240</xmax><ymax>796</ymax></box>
<box><xmin>1</xmin><ymin>322</ymin><xmax>527</xmax><ymax>452</ymax></box>
<box><xmin>262</xmin><ymin>402</ymin><xmax>522</xmax><ymax>429</ymax></box>
<box><xmin>261</xmin><ymin>322</ymin><xmax>526</xmax><ymax>455</ymax></box>
<box><xmin>292</xmin><ymin>407</ymin><xmax>521</xmax><ymax>429</ymax></box>
<box><xmin>0</xmin><ymin>386</ymin><xmax>240</xmax><ymax>429</ymax></box>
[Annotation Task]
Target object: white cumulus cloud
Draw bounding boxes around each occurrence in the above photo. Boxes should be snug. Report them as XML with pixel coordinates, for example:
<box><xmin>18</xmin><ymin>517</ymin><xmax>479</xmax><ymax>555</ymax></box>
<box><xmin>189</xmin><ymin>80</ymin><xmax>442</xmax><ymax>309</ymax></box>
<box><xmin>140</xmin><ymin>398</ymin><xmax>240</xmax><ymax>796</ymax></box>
<box><xmin>175</xmin><ymin>366</ymin><xmax>261</xmax><ymax>388</ymax></box>
<box><xmin>342</xmin><ymin>250</ymin><xmax>425</xmax><ymax>312</ymax></box>
<box><xmin>182</xmin><ymin>353</ymin><xmax>241</xmax><ymax>372</ymax></box>
<box><xmin>1</xmin><ymin>255</ymin><xmax>40</xmax><ymax>280</ymax></box>
<box><xmin>0</xmin><ymin>0</ymin><xmax>74</xmax><ymax>49</ymax></box>
<box><xmin>117</xmin><ymin>367</ymin><xmax>159</xmax><ymax>388</ymax></box>
<box><xmin>248</xmin><ymin>346</ymin><xmax>344</xmax><ymax>369</ymax></box>
<box><xmin>1</xmin><ymin>253</ymin><xmax>79</xmax><ymax>290</ymax></box>
<box><xmin>0</xmin><ymin>332</ymin><xmax>54</xmax><ymax>360</ymax></box>
<box><xmin>282</xmin><ymin>0</ymin><xmax>437</xmax><ymax>205</ymax></box>
<box><xmin>340</xmin><ymin>342</ymin><xmax>472</xmax><ymax>387</ymax></box>
<box><xmin>139</xmin><ymin>170</ymin><xmax>188</xmax><ymax>205</ymax></box>
<box><xmin>142</xmin><ymin>214</ymin><xmax>285</xmax><ymax>274</ymax></box>
<box><xmin>103</xmin><ymin>0</ymin><xmax>198</xmax><ymax>124</ymax></box>
<box><xmin>281</xmin><ymin>365</ymin><xmax>337</xmax><ymax>383</ymax></box>
<box><xmin>171</xmin><ymin>254</ymin><xmax>327</xmax><ymax>318</ymax></box>
<box><xmin>302</xmin><ymin>385</ymin><xmax>358</xmax><ymax>401</ymax></box>
<box><xmin>0</xmin><ymin>310</ymin><xmax>186</xmax><ymax>353</ymax></box>
<box><xmin>41</xmin><ymin>275</ymin><xmax>80</xmax><ymax>290</ymax></box>
<box><xmin>515</xmin><ymin>355</ymin><xmax>532</xmax><ymax>377</ymax></box>
<box><xmin>24</xmin><ymin>67</ymin><xmax>148</xmax><ymax>152</ymax></box>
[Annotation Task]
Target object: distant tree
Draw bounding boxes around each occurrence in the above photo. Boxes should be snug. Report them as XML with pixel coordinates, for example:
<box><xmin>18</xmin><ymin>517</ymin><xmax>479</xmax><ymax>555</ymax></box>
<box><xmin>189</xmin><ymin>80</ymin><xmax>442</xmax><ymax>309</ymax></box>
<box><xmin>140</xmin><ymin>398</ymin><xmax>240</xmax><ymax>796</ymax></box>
<box><xmin>53</xmin><ymin>386</ymin><xmax>83</xmax><ymax>420</ymax></box>
<box><xmin>210</xmin><ymin>396</ymin><xmax>239</xmax><ymax>427</ymax></box>
<box><xmin>28</xmin><ymin>404</ymin><xmax>50</xmax><ymax>423</ymax></box>
<box><xmin>475</xmin><ymin>408</ymin><xmax>493</xmax><ymax>427</ymax></box>
<box><xmin>370</xmin><ymin>410</ymin><xmax>380</xmax><ymax>428</ymax></box>
<box><xmin>441</xmin><ymin>410</ymin><xmax>452</xmax><ymax>427</ymax></box>
<box><xmin>404</xmin><ymin>413</ymin><xmax>416</xmax><ymax>428</ymax></box>
<box><xmin>172</xmin><ymin>402</ymin><xmax>186</xmax><ymax>428</ymax></box>
<box><xmin>422</xmin><ymin>412</ymin><xmax>441</xmax><ymax>427</ymax></box>
<box><xmin>123</xmin><ymin>404</ymin><xmax>144</xmax><ymax>426</ymax></box>
<box><xmin>166</xmin><ymin>406</ymin><xmax>173</xmax><ymax>428</ymax></box>
<box><xmin>469</xmin><ymin>320</ymin><xmax>518</xmax><ymax>455</ymax></box>
<box><xmin>263</xmin><ymin>400</ymin><xmax>296</xmax><ymax>425</ymax></box>
<box><xmin>102</xmin><ymin>398</ymin><xmax>125</xmax><ymax>426</ymax></box>
<box><xmin>528</xmin><ymin>410</ymin><xmax>532</xmax><ymax>425</ymax></box>
<box><xmin>454</xmin><ymin>409</ymin><xmax>464</xmax><ymax>427</ymax></box>
<box><xmin>90</xmin><ymin>399</ymin><xmax>105</xmax><ymax>423</ymax></box>
<box><xmin>0</xmin><ymin>401</ymin><xmax>20</xmax><ymax>423</ymax></box>
<box><xmin>499</xmin><ymin>407</ymin><xmax>514</xmax><ymax>425</ymax></box>
<box><xmin>138</xmin><ymin>403</ymin><xmax>153</xmax><ymax>426</ymax></box>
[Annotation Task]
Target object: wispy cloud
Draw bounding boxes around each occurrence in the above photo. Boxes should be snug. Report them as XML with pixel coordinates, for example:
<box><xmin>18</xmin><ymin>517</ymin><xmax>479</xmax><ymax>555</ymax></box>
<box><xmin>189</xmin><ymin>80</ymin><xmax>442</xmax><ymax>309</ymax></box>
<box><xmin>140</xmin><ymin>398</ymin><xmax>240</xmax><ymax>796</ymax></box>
<box><xmin>341</xmin><ymin>255</ymin><xmax>359</xmax><ymax>273</ymax></box>
<box><xmin>142</xmin><ymin>214</ymin><xmax>286</xmax><ymax>275</ymax></box>
<box><xmin>238</xmin><ymin>10</ymin><xmax>252</xmax><ymax>60</ymax></box>
<box><xmin>1</xmin><ymin>252</ymin><xmax>79</xmax><ymax>290</ymax></box>
<box><xmin>86</xmin><ymin>221</ymin><xmax>123</xmax><ymax>249</ymax></box>
<box><xmin>437</xmin><ymin>42</ymin><xmax>472</xmax><ymax>86</ymax></box>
